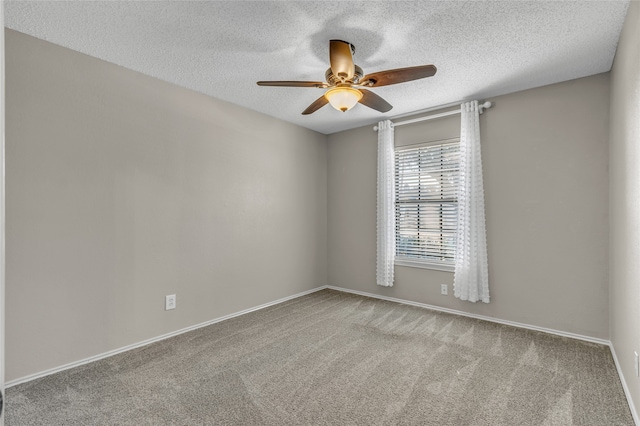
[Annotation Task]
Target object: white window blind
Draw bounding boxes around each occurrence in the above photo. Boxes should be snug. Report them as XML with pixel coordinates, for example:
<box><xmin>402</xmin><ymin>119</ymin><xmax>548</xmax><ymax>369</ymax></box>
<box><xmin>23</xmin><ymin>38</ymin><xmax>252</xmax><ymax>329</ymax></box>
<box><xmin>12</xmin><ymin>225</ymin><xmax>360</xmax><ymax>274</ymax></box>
<box><xmin>395</xmin><ymin>139</ymin><xmax>460</xmax><ymax>269</ymax></box>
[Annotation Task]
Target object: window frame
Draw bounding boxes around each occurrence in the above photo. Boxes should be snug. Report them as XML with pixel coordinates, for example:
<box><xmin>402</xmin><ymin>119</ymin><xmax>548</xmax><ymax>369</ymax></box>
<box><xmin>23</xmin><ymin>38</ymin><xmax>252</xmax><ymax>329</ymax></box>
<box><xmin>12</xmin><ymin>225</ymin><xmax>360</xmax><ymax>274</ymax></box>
<box><xmin>393</xmin><ymin>137</ymin><xmax>460</xmax><ymax>272</ymax></box>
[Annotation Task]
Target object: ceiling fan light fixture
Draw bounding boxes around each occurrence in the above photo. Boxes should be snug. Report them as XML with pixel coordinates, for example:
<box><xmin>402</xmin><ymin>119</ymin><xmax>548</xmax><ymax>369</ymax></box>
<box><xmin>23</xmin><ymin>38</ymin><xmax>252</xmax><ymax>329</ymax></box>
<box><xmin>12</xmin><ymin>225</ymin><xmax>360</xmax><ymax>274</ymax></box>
<box><xmin>257</xmin><ymin>40</ymin><xmax>436</xmax><ymax>115</ymax></box>
<box><xmin>324</xmin><ymin>87</ymin><xmax>362</xmax><ymax>112</ymax></box>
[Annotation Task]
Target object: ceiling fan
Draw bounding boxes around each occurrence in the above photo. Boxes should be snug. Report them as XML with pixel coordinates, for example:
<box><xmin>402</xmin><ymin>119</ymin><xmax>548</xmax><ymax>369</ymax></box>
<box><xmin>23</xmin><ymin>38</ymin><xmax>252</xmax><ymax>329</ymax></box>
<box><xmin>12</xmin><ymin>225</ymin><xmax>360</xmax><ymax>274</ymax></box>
<box><xmin>257</xmin><ymin>40</ymin><xmax>437</xmax><ymax>115</ymax></box>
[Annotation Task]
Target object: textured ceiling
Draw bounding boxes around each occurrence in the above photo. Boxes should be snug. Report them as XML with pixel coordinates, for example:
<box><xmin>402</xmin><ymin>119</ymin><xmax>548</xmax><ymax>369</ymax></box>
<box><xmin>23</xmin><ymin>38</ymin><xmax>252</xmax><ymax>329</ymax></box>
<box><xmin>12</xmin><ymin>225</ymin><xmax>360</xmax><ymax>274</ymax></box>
<box><xmin>5</xmin><ymin>1</ymin><xmax>630</xmax><ymax>134</ymax></box>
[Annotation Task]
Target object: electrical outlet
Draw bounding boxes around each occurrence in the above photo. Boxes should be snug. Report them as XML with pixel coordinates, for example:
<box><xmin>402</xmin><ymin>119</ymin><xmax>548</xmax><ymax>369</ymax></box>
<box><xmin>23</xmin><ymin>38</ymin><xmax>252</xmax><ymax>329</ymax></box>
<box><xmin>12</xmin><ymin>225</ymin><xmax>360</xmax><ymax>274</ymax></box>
<box><xmin>165</xmin><ymin>294</ymin><xmax>176</xmax><ymax>311</ymax></box>
<box><xmin>440</xmin><ymin>284</ymin><xmax>448</xmax><ymax>295</ymax></box>
<box><xmin>635</xmin><ymin>351</ymin><xmax>638</xmax><ymax>377</ymax></box>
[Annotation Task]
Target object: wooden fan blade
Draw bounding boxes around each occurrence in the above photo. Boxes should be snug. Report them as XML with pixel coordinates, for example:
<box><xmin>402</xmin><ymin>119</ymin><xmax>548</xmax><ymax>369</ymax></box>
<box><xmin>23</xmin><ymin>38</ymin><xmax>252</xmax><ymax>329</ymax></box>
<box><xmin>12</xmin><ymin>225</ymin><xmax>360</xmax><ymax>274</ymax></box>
<box><xmin>329</xmin><ymin>40</ymin><xmax>355</xmax><ymax>80</ymax></box>
<box><xmin>302</xmin><ymin>95</ymin><xmax>329</xmax><ymax>115</ymax></box>
<box><xmin>362</xmin><ymin>65</ymin><xmax>437</xmax><ymax>87</ymax></box>
<box><xmin>257</xmin><ymin>81</ymin><xmax>326</xmax><ymax>88</ymax></box>
<box><xmin>358</xmin><ymin>89</ymin><xmax>393</xmax><ymax>113</ymax></box>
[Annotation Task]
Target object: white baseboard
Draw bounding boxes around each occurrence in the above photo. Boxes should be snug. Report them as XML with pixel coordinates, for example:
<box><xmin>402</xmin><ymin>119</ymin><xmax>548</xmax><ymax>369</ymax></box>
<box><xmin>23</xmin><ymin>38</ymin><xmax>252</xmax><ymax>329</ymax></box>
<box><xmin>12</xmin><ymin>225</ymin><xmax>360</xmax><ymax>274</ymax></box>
<box><xmin>609</xmin><ymin>344</ymin><xmax>639</xmax><ymax>425</ymax></box>
<box><xmin>326</xmin><ymin>286</ymin><xmax>610</xmax><ymax>345</ymax></box>
<box><xmin>5</xmin><ymin>285</ymin><xmax>328</xmax><ymax>388</ymax></box>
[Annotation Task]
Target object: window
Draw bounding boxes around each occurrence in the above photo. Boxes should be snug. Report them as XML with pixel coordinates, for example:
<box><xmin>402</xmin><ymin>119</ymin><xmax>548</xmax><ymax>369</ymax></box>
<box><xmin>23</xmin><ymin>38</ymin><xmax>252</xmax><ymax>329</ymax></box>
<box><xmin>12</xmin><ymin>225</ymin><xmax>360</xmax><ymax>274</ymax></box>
<box><xmin>394</xmin><ymin>139</ymin><xmax>460</xmax><ymax>271</ymax></box>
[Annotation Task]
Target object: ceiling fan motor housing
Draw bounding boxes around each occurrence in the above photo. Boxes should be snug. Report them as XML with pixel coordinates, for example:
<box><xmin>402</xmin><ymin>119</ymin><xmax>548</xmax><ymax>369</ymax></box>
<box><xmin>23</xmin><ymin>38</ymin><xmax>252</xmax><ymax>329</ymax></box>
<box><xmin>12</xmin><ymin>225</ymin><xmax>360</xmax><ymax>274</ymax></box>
<box><xmin>325</xmin><ymin>65</ymin><xmax>363</xmax><ymax>86</ymax></box>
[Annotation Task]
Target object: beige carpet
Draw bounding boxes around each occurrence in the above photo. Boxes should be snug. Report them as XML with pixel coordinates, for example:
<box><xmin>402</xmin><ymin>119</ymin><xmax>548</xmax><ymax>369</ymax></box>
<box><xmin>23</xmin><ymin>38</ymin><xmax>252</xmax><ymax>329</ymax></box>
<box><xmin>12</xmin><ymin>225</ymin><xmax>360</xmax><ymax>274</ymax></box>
<box><xmin>6</xmin><ymin>289</ymin><xmax>634</xmax><ymax>425</ymax></box>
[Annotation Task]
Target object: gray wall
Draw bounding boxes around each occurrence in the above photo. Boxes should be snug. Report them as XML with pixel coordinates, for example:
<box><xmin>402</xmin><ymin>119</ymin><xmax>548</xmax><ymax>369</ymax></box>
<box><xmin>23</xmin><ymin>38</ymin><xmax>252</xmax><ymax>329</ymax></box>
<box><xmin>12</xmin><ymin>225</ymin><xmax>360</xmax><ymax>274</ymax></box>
<box><xmin>328</xmin><ymin>74</ymin><xmax>610</xmax><ymax>339</ymax></box>
<box><xmin>609</xmin><ymin>0</ymin><xmax>640</xmax><ymax>416</ymax></box>
<box><xmin>5</xmin><ymin>29</ymin><xmax>328</xmax><ymax>382</ymax></box>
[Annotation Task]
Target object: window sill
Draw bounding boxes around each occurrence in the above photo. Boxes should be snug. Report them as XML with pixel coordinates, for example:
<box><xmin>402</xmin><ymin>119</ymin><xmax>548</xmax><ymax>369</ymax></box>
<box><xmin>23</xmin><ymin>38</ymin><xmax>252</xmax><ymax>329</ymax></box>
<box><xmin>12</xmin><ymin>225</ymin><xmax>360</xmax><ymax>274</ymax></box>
<box><xmin>394</xmin><ymin>258</ymin><xmax>455</xmax><ymax>272</ymax></box>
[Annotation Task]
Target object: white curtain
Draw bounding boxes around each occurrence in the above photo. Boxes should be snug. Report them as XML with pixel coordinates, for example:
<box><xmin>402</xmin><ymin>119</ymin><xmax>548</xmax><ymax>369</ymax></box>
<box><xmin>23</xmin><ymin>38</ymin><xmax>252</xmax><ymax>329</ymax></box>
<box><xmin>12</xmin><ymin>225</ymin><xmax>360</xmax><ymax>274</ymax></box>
<box><xmin>454</xmin><ymin>100</ymin><xmax>490</xmax><ymax>303</ymax></box>
<box><xmin>376</xmin><ymin>120</ymin><xmax>395</xmax><ymax>287</ymax></box>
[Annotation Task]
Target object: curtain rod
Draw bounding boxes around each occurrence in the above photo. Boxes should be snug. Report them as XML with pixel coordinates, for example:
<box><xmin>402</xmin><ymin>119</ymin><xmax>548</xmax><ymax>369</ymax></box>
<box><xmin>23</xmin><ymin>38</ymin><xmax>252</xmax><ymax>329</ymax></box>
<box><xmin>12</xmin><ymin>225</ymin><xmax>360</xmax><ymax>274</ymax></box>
<box><xmin>373</xmin><ymin>101</ymin><xmax>493</xmax><ymax>131</ymax></box>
